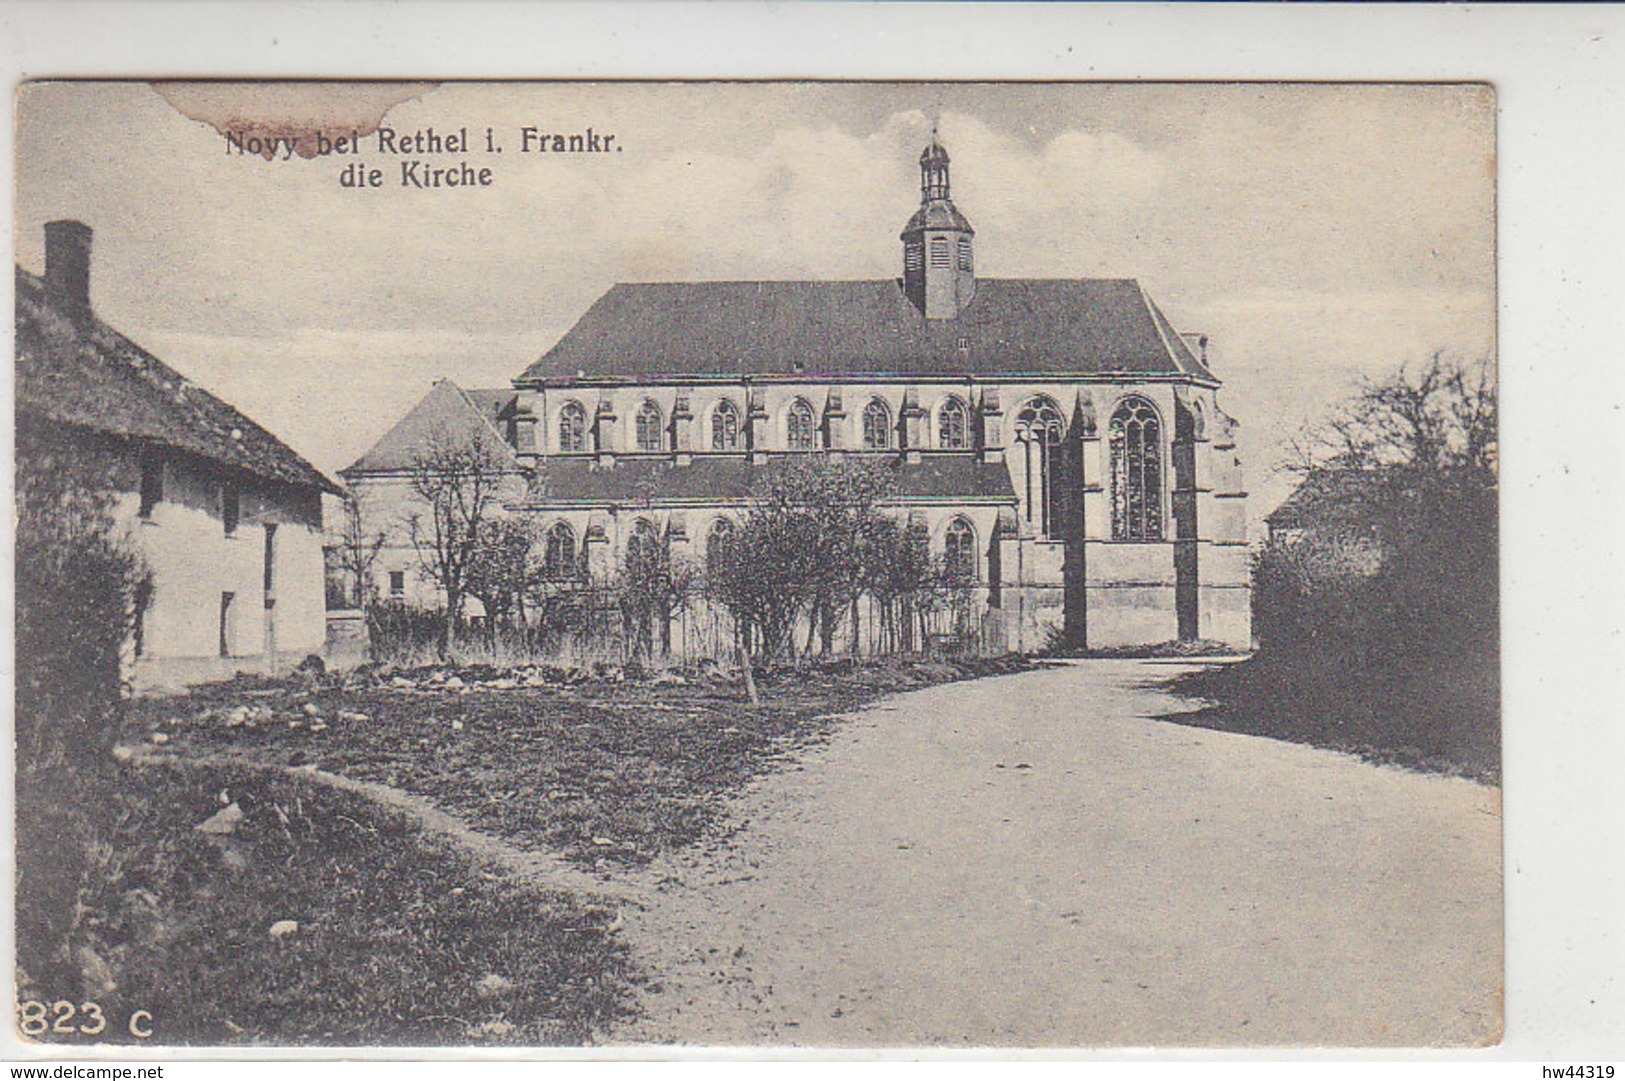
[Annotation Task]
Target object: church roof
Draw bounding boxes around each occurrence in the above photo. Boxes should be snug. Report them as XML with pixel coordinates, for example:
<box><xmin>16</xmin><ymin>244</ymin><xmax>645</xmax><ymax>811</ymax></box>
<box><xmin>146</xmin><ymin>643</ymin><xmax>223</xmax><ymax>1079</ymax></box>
<box><xmin>343</xmin><ymin>379</ymin><xmax>522</xmax><ymax>475</ymax></box>
<box><xmin>519</xmin><ymin>454</ymin><xmax>1017</xmax><ymax>508</ymax></box>
<box><xmin>14</xmin><ymin>265</ymin><xmax>341</xmax><ymax>495</ymax></box>
<box><xmin>515</xmin><ymin>278</ymin><xmax>1217</xmax><ymax>385</ymax></box>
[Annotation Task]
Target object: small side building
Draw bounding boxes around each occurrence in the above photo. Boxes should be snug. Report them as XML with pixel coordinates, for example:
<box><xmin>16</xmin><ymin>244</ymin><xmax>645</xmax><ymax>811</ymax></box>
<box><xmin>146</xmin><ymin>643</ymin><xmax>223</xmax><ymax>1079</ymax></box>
<box><xmin>15</xmin><ymin>220</ymin><xmax>343</xmax><ymax>689</ymax></box>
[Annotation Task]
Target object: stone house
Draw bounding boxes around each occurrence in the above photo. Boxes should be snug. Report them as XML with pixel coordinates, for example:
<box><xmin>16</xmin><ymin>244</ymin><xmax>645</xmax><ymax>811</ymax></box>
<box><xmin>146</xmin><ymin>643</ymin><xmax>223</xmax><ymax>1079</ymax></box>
<box><xmin>346</xmin><ymin>140</ymin><xmax>1251</xmax><ymax>653</ymax></box>
<box><xmin>15</xmin><ymin>221</ymin><xmax>341</xmax><ymax>689</ymax></box>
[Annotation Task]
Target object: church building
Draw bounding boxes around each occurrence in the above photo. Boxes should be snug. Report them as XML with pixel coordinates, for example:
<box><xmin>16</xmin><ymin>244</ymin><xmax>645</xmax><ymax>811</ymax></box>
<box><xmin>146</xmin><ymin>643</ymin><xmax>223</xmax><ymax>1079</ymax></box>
<box><xmin>345</xmin><ymin>140</ymin><xmax>1251</xmax><ymax>653</ymax></box>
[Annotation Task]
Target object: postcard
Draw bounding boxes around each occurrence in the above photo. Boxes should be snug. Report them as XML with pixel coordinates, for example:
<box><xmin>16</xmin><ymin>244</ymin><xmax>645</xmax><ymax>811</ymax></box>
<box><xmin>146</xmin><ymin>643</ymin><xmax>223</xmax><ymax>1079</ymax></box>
<box><xmin>12</xmin><ymin>79</ymin><xmax>1499</xmax><ymax>1050</ymax></box>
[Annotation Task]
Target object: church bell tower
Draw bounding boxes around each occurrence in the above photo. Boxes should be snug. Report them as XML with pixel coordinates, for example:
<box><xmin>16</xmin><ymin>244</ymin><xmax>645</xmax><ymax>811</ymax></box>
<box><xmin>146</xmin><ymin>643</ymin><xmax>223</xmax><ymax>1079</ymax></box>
<box><xmin>901</xmin><ymin>138</ymin><xmax>976</xmax><ymax>320</ymax></box>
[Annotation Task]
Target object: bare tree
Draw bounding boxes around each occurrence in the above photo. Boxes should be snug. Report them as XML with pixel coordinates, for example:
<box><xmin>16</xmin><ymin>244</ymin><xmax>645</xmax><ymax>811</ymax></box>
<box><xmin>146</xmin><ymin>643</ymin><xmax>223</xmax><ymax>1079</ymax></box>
<box><xmin>709</xmin><ymin>456</ymin><xmax>900</xmax><ymax>663</ymax></box>
<box><xmin>405</xmin><ymin>426</ymin><xmax>515</xmax><ymax>655</ymax></box>
<box><xmin>620</xmin><ymin>535</ymin><xmax>699</xmax><ymax>663</ymax></box>
<box><xmin>333</xmin><ymin>488</ymin><xmax>388</xmax><ymax>611</ymax></box>
<box><xmin>464</xmin><ymin>516</ymin><xmax>534</xmax><ymax>634</ymax></box>
<box><xmin>1289</xmin><ymin>353</ymin><xmax>1497</xmax><ymax>477</ymax></box>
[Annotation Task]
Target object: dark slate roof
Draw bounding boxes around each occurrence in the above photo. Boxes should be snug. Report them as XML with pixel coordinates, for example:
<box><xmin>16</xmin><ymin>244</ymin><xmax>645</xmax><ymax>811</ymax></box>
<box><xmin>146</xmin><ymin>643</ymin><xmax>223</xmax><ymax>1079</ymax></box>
<box><xmin>343</xmin><ymin>379</ymin><xmax>522</xmax><ymax>475</ymax></box>
<box><xmin>14</xmin><ymin>267</ymin><xmax>341</xmax><ymax>495</ymax></box>
<box><xmin>519</xmin><ymin>454</ymin><xmax>1017</xmax><ymax>508</ymax></box>
<box><xmin>515</xmin><ymin>278</ymin><xmax>1217</xmax><ymax>385</ymax></box>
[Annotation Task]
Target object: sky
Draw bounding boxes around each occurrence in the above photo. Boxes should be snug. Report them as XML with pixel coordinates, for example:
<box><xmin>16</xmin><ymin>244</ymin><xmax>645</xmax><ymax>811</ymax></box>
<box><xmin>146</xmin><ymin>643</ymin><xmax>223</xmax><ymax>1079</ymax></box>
<box><xmin>13</xmin><ymin>81</ymin><xmax>1495</xmax><ymax>522</ymax></box>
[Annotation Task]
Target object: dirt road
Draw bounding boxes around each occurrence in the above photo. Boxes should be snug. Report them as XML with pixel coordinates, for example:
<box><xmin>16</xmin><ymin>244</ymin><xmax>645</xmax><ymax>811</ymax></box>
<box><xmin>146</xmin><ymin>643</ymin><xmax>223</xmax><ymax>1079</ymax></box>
<box><xmin>610</xmin><ymin>658</ymin><xmax>1502</xmax><ymax>1047</ymax></box>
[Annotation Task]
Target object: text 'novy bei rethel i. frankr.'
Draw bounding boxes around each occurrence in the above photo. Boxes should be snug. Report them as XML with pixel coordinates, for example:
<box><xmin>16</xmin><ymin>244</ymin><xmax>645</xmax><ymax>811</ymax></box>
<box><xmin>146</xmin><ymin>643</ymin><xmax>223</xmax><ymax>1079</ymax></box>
<box><xmin>223</xmin><ymin>125</ymin><xmax>621</xmax><ymax>189</ymax></box>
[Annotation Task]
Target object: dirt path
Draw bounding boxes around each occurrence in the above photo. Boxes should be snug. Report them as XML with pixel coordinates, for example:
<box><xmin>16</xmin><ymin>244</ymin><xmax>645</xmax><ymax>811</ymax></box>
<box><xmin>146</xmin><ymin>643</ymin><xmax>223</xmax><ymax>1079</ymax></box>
<box><xmin>609</xmin><ymin>658</ymin><xmax>1503</xmax><ymax>1048</ymax></box>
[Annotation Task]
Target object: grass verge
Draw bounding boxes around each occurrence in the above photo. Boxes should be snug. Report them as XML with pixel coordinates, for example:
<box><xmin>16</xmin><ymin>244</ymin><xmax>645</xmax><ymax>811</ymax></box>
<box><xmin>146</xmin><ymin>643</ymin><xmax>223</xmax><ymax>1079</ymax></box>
<box><xmin>15</xmin><ymin>760</ymin><xmax>635</xmax><ymax>1046</ymax></box>
<box><xmin>1158</xmin><ymin>648</ymin><xmax>1500</xmax><ymax>784</ymax></box>
<box><xmin>126</xmin><ymin>655</ymin><xmax>1030</xmax><ymax>872</ymax></box>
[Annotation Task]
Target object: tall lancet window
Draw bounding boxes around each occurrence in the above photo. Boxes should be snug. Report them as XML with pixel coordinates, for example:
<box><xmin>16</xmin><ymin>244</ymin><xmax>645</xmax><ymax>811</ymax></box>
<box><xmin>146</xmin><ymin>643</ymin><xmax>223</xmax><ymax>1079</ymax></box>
<box><xmin>1110</xmin><ymin>396</ymin><xmax>1164</xmax><ymax>541</ymax></box>
<box><xmin>862</xmin><ymin>399</ymin><xmax>892</xmax><ymax>450</ymax></box>
<box><xmin>543</xmin><ymin>522</ymin><xmax>579</xmax><ymax>580</ymax></box>
<box><xmin>1015</xmin><ymin>397</ymin><xmax>1065</xmax><ymax>537</ymax></box>
<box><xmin>957</xmin><ymin>237</ymin><xmax>973</xmax><ymax>272</ymax></box>
<box><xmin>786</xmin><ymin>398</ymin><xmax>817</xmax><ymax>451</ymax></box>
<box><xmin>945</xmin><ymin>517</ymin><xmax>977</xmax><ymax>582</ymax></box>
<box><xmin>558</xmin><ymin>401</ymin><xmax>588</xmax><ymax>453</ymax></box>
<box><xmin>938</xmin><ymin>396</ymin><xmax>969</xmax><ymax>449</ymax></box>
<box><xmin>712</xmin><ymin>398</ymin><xmax>741</xmax><ymax>451</ymax></box>
<box><xmin>635</xmin><ymin>400</ymin><xmax>664</xmax><ymax>453</ymax></box>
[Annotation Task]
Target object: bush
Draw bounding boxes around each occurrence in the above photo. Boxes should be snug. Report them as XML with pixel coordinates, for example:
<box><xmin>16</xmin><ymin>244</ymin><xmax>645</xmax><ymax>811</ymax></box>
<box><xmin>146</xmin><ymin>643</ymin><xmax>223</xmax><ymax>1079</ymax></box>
<box><xmin>14</xmin><ymin>424</ymin><xmax>150</xmax><ymax>989</ymax></box>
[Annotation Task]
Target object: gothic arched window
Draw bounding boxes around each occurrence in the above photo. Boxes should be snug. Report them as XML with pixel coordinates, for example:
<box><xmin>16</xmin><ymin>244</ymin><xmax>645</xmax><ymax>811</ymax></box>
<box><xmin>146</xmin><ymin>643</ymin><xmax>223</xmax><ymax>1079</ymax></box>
<box><xmin>786</xmin><ymin>398</ymin><xmax>817</xmax><ymax>451</ymax></box>
<box><xmin>635</xmin><ymin>400</ymin><xmax>664</xmax><ymax>453</ymax></box>
<box><xmin>929</xmin><ymin>236</ymin><xmax>951</xmax><ymax>268</ymax></box>
<box><xmin>712</xmin><ymin>398</ymin><xmax>741</xmax><ymax>451</ymax></box>
<box><xmin>862</xmin><ymin>398</ymin><xmax>892</xmax><ymax>450</ymax></box>
<box><xmin>543</xmin><ymin>521</ymin><xmax>579</xmax><ymax>581</ymax></box>
<box><xmin>938</xmin><ymin>396</ymin><xmax>969</xmax><ymax>450</ymax></box>
<box><xmin>945</xmin><ymin>517</ymin><xmax>977</xmax><ymax>582</ymax></box>
<box><xmin>558</xmin><ymin>401</ymin><xmax>588</xmax><ymax>453</ymax></box>
<box><xmin>706</xmin><ymin>517</ymin><xmax>736</xmax><ymax>580</ymax></box>
<box><xmin>1110</xmin><ymin>396</ymin><xmax>1164</xmax><ymax>542</ymax></box>
<box><xmin>1015</xmin><ymin>396</ymin><xmax>1065</xmax><ymax>536</ymax></box>
<box><xmin>627</xmin><ymin>518</ymin><xmax>662</xmax><ymax>575</ymax></box>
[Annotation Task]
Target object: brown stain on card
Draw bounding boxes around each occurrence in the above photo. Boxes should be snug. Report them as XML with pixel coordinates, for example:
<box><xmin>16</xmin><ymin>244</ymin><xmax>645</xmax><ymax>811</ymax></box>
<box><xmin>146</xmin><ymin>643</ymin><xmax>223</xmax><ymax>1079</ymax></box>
<box><xmin>152</xmin><ymin>81</ymin><xmax>437</xmax><ymax>159</ymax></box>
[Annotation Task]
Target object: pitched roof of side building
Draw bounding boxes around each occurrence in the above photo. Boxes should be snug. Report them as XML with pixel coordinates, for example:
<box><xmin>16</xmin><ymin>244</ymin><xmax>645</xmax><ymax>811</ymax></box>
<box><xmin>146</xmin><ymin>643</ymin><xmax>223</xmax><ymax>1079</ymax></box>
<box><xmin>342</xmin><ymin>377</ymin><xmax>522</xmax><ymax>475</ymax></box>
<box><xmin>15</xmin><ymin>264</ymin><xmax>341</xmax><ymax>495</ymax></box>
<box><xmin>514</xmin><ymin>278</ymin><xmax>1217</xmax><ymax>386</ymax></box>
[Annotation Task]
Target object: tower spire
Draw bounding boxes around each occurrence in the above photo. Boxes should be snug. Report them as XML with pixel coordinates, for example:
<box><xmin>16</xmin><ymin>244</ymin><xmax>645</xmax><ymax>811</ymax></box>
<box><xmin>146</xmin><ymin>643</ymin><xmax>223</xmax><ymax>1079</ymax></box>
<box><xmin>901</xmin><ymin>135</ymin><xmax>975</xmax><ymax>319</ymax></box>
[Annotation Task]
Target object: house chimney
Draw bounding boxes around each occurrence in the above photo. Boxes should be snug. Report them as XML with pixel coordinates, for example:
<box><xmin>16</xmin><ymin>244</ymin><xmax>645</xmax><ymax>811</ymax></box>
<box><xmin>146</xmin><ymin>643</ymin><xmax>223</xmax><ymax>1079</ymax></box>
<box><xmin>44</xmin><ymin>220</ymin><xmax>93</xmax><ymax>308</ymax></box>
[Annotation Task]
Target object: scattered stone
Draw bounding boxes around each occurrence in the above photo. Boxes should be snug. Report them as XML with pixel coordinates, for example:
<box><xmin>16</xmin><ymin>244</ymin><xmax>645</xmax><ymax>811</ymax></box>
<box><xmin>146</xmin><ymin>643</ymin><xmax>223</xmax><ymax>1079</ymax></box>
<box><xmin>450</xmin><ymin>887</ymin><xmax>466</xmax><ymax>896</ymax></box>
<box><xmin>451</xmin><ymin>719</ymin><xmax>465</xmax><ymax>732</ymax></box>
<box><xmin>75</xmin><ymin>945</ymin><xmax>117</xmax><ymax>994</ymax></box>
<box><xmin>227</xmin><ymin>706</ymin><xmax>250</xmax><ymax>726</ymax></box>
<box><xmin>444</xmin><ymin>676</ymin><xmax>466</xmax><ymax>691</ymax></box>
<box><xmin>487</xmin><ymin>677</ymin><xmax>518</xmax><ymax>690</ymax></box>
<box><xmin>471</xmin><ymin>1019</ymin><xmax>515</xmax><ymax>1039</ymax></box>
<box><xmin>268</xmin><ymin>919</ymin><xmax>299</xmax><ymax>939</ymax></box>
<box><xmin>196</xmin><ymin>802</ymin><xmax>244</xmax><ymax>835</ymax></box>
<box><xmin>391</xmin><ymin>677</ymin><xmax>415</xmax><ymax>690</ymax></box>
<box><xmin>591</xmin><ymin>836</ymin><xmax>616</xmax><ymax>847</ymax></box>
<box><xmin>309</xmin><ymin>722</ymin><xmax>328</xmax><ymax>733</ymax></box>
<box><xmin>338</xmin><ymin>710</ymin><xmax>371</xmax><ymax>723</ymax></box>
<box><xmin>148</xmin><ymin>731</ymin><xmax>170</xmax><ymax>745</ymax></box>
<box><xmin>475</xmin><ymin>973</ymin><xmax>515</xmax><ymax>999</ymax></box>
<box><xmin>112</xmin><ymin>746</ymin><xmax>134</xmax><ymax>763</ymax></box>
